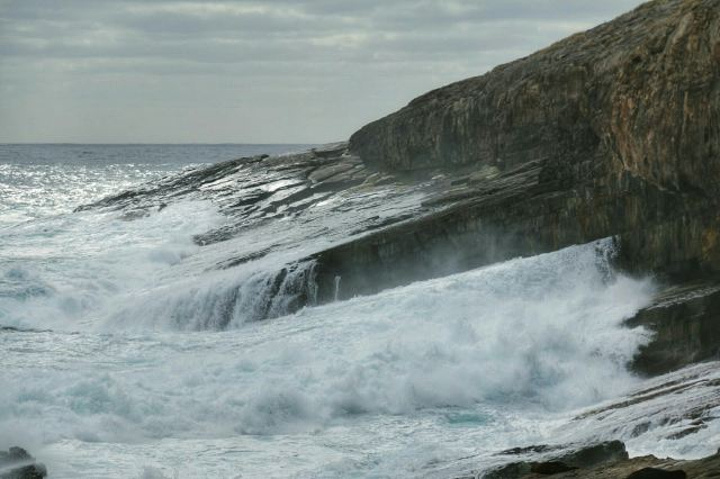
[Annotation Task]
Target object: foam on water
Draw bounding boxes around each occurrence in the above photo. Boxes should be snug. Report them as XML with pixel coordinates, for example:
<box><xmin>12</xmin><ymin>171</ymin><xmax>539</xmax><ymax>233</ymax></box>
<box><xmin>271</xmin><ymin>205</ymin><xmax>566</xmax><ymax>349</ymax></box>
<box><xmin>0</xmin><ymin>200</ymin><xmax>226</xmax><ymax>331</ymax></box>
<box><xmin>0</xmin><ymin>237</ymin><xmax>657</xmax><ymax>477</ymax></box>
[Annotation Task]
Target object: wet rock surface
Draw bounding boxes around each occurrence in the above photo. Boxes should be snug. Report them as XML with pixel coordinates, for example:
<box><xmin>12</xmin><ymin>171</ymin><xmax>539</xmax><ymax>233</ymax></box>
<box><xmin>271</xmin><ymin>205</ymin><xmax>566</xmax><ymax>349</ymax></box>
<box><xmin>439</xmin><ymin>362</ymin><xmax>720</xmax><ymax>479</ymax></box>
<box><xmin>0</xmin><ymin>447</ymin><xmax>46</xmax><ymax>479</ymax></box>
<box><xmin>77</xmin><ymin>142</ymin><xmax>460</xmax><ymax>326</ymax></box>
<box><xmin>458</xmin><ymin>443</ymin><xmax>716</xmax><ymax>479</ymax></box>
<box><xmin>625</xmin><ymin>469</ymin><xmax>687</xmax><ymax>479</ymax></box>
<box><xmin>570</xmin><ymin>361</ymin><xmax>720</xmax><ymax>444</ymax></box>
<box><xmin>477</xmin><ymin>441</ymin><xmax>628</xmax><ymax>479</ymax></box>
<box><xmin>626</xmin><ymin>280</ymin><xmax>720</xmax><ymax>375</ymax></box>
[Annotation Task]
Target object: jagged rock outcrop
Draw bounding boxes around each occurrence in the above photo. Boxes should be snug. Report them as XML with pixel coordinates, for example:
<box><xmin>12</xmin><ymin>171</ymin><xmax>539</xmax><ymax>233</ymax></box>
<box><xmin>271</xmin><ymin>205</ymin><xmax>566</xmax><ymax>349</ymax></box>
<box><xmin>440</xmin><ymin>361</ymin><xmax>720</xmax><ymax>477</ymax></box>
<box><xmin>478</xmin><ymin>441</ymin><xmax>628</xmax><ymax>478</ymax></box>
<box><xmin>307</xmin><ymin>1</ymin><xmax>720</xmax><ymax>376</ymax></box>
<box><xmin>627</xmin><ymin>280</ymin><xmax>720</xmax><ymax>374</ymax></box>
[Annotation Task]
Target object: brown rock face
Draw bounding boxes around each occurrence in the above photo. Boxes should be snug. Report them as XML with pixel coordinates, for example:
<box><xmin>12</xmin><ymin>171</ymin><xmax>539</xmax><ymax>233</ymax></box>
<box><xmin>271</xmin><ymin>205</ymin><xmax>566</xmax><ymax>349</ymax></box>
<box><xmin>348</xmin><ymin>0</ymin><xmax>720</xmax><ymax>277</ymax></box>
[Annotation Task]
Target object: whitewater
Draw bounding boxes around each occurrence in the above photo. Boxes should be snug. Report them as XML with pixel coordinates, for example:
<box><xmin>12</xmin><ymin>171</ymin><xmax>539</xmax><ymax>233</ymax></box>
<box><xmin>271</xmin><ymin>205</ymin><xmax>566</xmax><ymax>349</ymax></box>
<box><xmin>1</xmin><ymin>144</ymin><xmax>717</xmax><ymax>478</ymax></box>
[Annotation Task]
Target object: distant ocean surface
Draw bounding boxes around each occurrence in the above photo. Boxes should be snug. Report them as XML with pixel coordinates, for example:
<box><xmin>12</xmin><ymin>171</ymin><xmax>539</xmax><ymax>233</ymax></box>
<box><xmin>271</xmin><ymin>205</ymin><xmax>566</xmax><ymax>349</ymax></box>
<box><xmin>0</xmin><ymin>144</ymin><xmax>312</xmax><ymax>226</ymax></box>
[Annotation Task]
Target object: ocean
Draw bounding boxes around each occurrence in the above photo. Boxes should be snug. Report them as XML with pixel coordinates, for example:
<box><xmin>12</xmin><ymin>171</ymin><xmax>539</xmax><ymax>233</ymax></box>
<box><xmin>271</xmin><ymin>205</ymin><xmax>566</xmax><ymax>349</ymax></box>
<box><xmin>0</xmin><ymin>144</ymin><xmax>716</xmax><ymax>478</ymax></box>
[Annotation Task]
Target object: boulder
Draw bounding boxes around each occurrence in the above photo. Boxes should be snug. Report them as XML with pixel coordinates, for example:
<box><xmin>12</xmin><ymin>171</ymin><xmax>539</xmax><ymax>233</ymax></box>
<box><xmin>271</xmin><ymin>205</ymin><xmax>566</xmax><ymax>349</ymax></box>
<box><xmin>0</xmin><ymin>447</ymin><xmax>47</xmax><ymax>479</ymax></box>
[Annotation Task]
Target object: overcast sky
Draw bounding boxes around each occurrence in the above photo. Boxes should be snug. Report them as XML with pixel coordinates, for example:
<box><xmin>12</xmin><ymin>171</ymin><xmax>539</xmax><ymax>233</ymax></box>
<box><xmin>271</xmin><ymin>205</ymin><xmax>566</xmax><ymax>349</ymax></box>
<box><xmin>0</xmin><ymin>0</ymin><xmax>644</xmax><ymax>144</ymax></box>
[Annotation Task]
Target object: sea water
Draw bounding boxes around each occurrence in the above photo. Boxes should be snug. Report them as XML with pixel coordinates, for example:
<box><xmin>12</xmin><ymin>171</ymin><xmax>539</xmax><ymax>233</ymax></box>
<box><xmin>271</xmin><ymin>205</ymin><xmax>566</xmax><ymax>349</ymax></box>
<box><xmin>0</xmin><ymin>144</ymin><xmax>715</xmax><ymax>478</ymax></box>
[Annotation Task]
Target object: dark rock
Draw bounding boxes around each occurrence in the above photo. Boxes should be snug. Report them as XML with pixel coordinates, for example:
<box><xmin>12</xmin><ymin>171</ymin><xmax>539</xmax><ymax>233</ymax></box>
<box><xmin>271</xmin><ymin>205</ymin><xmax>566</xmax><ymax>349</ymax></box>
<box><xmin>482</xmin><ymin>461</ymin><xmax>531</xmax><ymax>479</ymax></box>
<box><xmin>499</xmin><ymin>445</ymin><xmax>562</xmax><ymax>456</ymax></box>
<box><xmin>0</xmin><ymin>465</ymin><xmax>47</xmax><ymax>479</ymax></box>
<box><xmin>530</xmin><ymin>461</ymin><xmax>577</xmax><ymax>474</ymax></box>
<box><xmin>626</xmin><ymin>280</ymin><xmax>720</xmax><ymax>375</ymax></box>
<box><xmin>470</xmin><ymin>444</ymin><xmax>718</xmax><ymax>478</ymax></box>
<box><xmin>0</xmin><ymin>447</ymin><xmax>31</xmax><ymax>463</ymax></box>
<box><xmin>496</xmin><ymin>441</ymin><xmax>628</xmax><ymax>469</ymax></box>
<box><xmin>0</xmin><ymin>447</ymin><xmax>47</xmax><ymax>479</ymax></box>
<box><xmin>556</xmin><ymin>440</ymin><xmax>629</xmax><ymax>468</ymax></box>
<box><xmin>482</xmin><ymin>442</ymin><xmax>627</xmax><ymax>479</ymax></box>
<box><xmin>625</xmin><ymin>468</ymin><xmax>687</xmax><ymax>479</ymax></box>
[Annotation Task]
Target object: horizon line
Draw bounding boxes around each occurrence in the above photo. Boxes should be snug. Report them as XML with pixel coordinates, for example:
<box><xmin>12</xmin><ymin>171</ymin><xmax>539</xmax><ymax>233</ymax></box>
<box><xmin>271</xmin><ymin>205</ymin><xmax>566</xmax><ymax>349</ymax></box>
<box><xmin>0</xmin><ymin>142</ymin><xmax>324</xmax><ymax>146</ymax></box>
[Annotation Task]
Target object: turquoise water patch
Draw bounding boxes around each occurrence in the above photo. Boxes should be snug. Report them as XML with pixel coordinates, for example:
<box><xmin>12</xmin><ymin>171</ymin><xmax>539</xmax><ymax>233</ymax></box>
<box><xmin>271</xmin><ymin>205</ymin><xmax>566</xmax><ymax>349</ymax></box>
<box><xmin>444</xmin><ymin>411</ymin><xmax>490</xmax><ymax>427</ymax></box>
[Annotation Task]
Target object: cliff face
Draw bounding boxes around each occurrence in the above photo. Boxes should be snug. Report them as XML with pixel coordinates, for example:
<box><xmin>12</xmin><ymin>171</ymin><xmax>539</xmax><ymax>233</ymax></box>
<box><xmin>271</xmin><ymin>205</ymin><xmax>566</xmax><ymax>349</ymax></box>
<box><xmin>349</xmin><ymin>0</ymin><xmax>720</xmax><ymax>277</ymax></box>
<box><xmin>350</xmin><ymin>0</ymin><xmax>720</xmax><ymax>186</ymax></box>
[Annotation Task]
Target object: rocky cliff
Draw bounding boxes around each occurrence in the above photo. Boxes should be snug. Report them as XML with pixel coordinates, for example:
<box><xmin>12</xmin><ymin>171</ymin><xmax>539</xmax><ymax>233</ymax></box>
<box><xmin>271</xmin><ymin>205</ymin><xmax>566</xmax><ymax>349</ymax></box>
<box><xmin>67</xmin><ymin>2</ymin><xmax>720</xmax><ymax>477</ymax></box>
<box><xmin>349</xmin><ymin>0</ymin><xmax>720</xmax><ymax>278</ymax></box>
<box><xmin>83</xmin><ymin>0</ymin><xmax>720</xmax><ymax>372</ymax></box>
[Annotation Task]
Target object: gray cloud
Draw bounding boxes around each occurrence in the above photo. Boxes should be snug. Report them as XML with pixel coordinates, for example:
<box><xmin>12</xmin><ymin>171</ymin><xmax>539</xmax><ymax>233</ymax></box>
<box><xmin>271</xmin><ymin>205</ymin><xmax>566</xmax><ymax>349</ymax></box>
<box><xmin>0</xmin><ymin>0</ymin><xmax>643</xmax><ymax>143</ymax></box>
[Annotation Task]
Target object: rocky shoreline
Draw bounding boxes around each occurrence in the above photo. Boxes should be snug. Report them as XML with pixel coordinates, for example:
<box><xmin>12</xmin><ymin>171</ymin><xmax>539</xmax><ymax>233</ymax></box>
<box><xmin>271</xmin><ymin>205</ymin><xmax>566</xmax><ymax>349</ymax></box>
<box><xmin>478</xmin><ymin>443</ymin><xmax>718</xmax><ymax>479</ymax></box>
<box><xmin>70</xmin><ymin>0</ymin><xmax>720</xmax><ymax>477</ymax></box>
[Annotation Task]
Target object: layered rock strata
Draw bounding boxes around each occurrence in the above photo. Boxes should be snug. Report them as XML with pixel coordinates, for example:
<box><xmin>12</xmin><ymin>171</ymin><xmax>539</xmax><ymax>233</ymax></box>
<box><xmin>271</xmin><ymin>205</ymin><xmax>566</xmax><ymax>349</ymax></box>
<box><xmin>349</xmin><ymin>0</ymin><xmax>720</xmax><ymax>278</ymax></box>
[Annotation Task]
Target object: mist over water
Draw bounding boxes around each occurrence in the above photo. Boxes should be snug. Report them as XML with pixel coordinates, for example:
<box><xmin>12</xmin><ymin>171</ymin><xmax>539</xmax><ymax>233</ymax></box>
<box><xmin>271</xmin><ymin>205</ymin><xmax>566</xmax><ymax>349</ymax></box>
<box><xmin>0</xmin><ymin>144</ymin><xmax>696</xmax><ymax>478</ymax></box>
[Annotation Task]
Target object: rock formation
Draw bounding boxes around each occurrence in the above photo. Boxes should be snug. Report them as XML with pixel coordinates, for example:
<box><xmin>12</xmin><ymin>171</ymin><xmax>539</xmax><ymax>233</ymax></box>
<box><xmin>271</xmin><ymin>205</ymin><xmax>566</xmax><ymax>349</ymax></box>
<box><xmin>472</xmin><ymin>445</ymin><xmax>715</xmax><ymax>478</ymax></box>
<box><xmin>73</xmin><ymin>1</ymin><xmax>720</xmax><ymax>476</ymax></box>
<box><xmin>0</xmin><ymin>447</ymin><xmax>46</xmax><ymax>479</ymax></box>
<box><xmin>349</xmin><ymin>0</ymin><xmax>720</xmax><ymax>278</ymax></box>
<box><xmin>82</xmin><ymin>0</ymin><xmax>720</xmax><ymax>371</ymax></box>
<box><xmin>321</xmin><ymin>0</ymin><xmax>720</xmax><ymax>377</ymax></box>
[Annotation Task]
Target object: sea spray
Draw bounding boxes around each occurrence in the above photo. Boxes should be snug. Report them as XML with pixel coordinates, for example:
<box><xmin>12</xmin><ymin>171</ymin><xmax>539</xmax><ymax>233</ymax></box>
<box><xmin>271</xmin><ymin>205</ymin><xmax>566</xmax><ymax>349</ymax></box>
<box><xmin>103</xmin><ymin>259</ymin><xmax>320</xmax><ymax>330</ymax></box>
<box><xmin>1</xmin><ymin>240</ymin><xmax>654</xmax><ymax>446</ymax></box>
<box><xmin>0</xmin><ymin>200</ymin><xmax>225</xmax><ymax>331</ymax></box>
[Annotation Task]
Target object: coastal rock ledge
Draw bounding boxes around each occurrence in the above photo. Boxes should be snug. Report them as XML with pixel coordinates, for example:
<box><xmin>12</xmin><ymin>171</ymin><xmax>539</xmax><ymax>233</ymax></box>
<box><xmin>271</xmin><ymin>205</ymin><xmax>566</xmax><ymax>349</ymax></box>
<box><xmin>471</xmin><ymin>441</ymin><xmax>719</xmax><ymax>478</ymax></box>
<box><xmin>316</xmin><ymin>0</ymin><xmax>720</xmax><ymax>379</ymax></box>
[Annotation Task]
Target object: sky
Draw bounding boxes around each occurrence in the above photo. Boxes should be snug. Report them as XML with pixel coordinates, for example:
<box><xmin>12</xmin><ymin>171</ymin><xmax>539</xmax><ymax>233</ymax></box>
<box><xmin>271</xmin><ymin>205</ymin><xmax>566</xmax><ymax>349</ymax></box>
<box><xmin>0</xmin><ymin>0</ymin><xmax>644</xmax><ymax>144</ymax></box>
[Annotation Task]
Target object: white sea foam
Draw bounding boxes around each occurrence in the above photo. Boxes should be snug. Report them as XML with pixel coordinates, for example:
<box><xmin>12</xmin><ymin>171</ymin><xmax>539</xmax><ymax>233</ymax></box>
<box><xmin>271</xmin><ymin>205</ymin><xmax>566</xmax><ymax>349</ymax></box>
<box><xmin>0</xmin><ymin>239</ymin><xmax>659</xmax><ymax>477</ymax></box>
<box><xmin>0</xmin><ymin>200</ymin><xmax>225</xmax><ymax>331</ymax></box>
